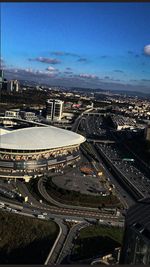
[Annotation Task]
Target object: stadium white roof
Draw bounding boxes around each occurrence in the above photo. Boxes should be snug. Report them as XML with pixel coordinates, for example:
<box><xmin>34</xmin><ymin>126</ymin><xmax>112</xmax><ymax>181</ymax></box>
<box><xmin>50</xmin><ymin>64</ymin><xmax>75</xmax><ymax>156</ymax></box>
<box><xmin>0</xmin><ymin>127</ymin><xmax>12</xmax><ymax>136</ymax></box>
<box><xmin>0</xmin><ymin>126</ymin><xmax>86</xmax><ymax>150</ymax></box>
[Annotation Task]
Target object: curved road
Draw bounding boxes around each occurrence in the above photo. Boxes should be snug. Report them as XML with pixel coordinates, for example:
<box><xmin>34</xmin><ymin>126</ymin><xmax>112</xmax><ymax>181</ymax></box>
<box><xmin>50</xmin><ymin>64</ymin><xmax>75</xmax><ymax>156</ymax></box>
<box><xmin>38</xmin><ymin>177</ymin><xmax>100</xmax><ymax>211</ymax></box>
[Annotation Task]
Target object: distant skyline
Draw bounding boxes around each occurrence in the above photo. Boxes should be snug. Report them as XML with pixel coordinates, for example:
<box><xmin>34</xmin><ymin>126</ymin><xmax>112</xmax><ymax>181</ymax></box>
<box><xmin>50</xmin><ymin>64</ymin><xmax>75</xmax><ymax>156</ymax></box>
<box><xmin>1</xmin><ymin>3</ymin><xmax>150</xmax><ymax>93</ymax></box>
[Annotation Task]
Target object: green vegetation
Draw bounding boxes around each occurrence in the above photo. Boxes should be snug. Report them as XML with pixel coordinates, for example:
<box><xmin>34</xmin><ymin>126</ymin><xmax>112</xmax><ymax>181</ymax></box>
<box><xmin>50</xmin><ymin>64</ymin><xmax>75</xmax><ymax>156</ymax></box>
<box><xmin>79</xmin><ymin>225</ymin><xmax>123</xmax><ymax>243</ymax></box>
<box><xmin>0</xmin><ymin>210</ymin><xmax>58</xmax><ymax>264</ymax></box>
<box><xmin>71</xmin><ymin>225</ymin><xmax>123</xmax><ymax>261</ymax></box>
<box><xmin>45</xmin><ymin>177</ymin><xmax>121</xmax><ymax>208</ymax></box>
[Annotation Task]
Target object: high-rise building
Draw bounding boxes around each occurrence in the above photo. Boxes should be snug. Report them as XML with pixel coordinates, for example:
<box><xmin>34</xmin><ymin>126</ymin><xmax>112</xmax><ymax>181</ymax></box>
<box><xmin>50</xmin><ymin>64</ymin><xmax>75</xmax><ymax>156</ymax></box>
<box><xmin>7</xmin><ymin>80</ymin><xmax>19</xmax><ymax>92</ymax></box>
<box><xmin>7</xmin><ymin>80</ymin><xmax>13</xmax><ymax>92</ymax></box>
<box><xmin>46</xmin><ymin>99</ymin><xmax>64</xmax><ymax>121</ymax></box>
<box><xmin>13</xmin><ymin>80</ymin><xmax>19</xmax><ymax>92</ymax></box>
<box><xmin>120</xmin><ymin>198</ymin><xmax>150</xmax><ymax>265</ymax></box>
<box><xmin>145</xmin><ymin>125</ymin><xmax>150</xmax><ymax>141</ymax></box>
<box><xmin>0</xmin><ymin>69</ymin><xmax>4</xmax><ymax>90</ymax></box>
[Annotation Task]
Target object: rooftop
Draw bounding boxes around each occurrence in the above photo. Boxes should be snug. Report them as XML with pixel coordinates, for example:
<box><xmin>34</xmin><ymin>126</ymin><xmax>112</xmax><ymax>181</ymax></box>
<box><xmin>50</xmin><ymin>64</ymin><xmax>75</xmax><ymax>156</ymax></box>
<box><xmin>0</xmin><ymin>126</ymin><xmax>85</xmax><ymax>151</ymax></box>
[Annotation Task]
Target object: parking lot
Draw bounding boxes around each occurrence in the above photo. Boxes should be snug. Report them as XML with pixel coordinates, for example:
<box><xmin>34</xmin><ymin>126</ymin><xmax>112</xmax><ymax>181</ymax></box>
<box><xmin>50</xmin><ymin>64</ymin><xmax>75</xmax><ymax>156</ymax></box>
<box><xmin>52</xmin><ymin>173</ymin><xmax>107</xmax><ymax>196</ymax></box>
<box><xmin>52</xmin><ymin>153</ymin><xmax>108</xmax><ymax>196</ymax></box>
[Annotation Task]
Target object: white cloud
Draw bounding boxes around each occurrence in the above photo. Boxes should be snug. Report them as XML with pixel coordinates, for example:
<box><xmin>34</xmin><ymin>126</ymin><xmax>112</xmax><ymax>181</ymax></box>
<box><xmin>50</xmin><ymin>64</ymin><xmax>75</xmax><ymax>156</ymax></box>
<box><xmin>29</xmin><ymin>57</ymin><xmax>61</xmax><ymax>64</ymax></box>
<box><xmin>144</xmin><ymin>44</ymin><xmax>150</xmax><ymax>56</ymax></box>
<box><xmin>79</xmin><ymin>73</ymin><xmax>97</xmax><ymax>79</ymax></box>
<box><xmin>5</xmin><ymin>67</ymin><xmax>58</xmax><ymax>78</ymax></box>
<box><xmin>46</xmin><ymin>66</ymin><xmax>57</xmax><ymax>72</ymax></box>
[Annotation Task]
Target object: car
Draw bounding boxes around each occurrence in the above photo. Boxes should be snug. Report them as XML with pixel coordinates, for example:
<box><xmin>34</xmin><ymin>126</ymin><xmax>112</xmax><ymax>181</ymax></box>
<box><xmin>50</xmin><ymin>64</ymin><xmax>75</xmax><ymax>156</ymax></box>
<box><xmin>42</xmin><ymin>212</ymin><xmax>48</xmax><ymax>216</ymax></box>
<box><xmin>32</xmin><ymin>209</ymin><xmax>36</xmax><ymax>213</ymax></box>
<box><xmin>11</xmin><ymin>209</ymin><xmax>17</xmax><ymax>213</ymax></box>
<box><xmin>6</xmin><ymin>207</ymin><xmax>12</xmax><ymax>211</ymax></box>
<box><xmin>37</xmin><ymin>214</ymin><xmax>45</xmax><ymax>219</ymax></box>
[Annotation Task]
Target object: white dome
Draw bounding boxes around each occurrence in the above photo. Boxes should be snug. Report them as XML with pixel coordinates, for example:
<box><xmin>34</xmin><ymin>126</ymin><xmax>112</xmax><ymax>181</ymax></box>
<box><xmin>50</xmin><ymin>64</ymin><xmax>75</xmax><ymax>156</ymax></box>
<box><xmin>0</xmin><ymin>126</ymin><xmax>86</xmax><ymax>151</ymax></box>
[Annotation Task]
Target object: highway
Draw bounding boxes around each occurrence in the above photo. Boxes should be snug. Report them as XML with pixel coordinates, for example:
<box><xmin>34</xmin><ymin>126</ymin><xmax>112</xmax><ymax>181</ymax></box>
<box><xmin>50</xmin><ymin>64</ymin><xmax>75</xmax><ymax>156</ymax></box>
<box><xmin>86</xmin><ymin>144</ymin><xmax>134</xmax><ymax>209</ymax></box>
<box><xmin>56</xmin><ymin>221</ymin><xmax>90</xmax><ymax>264</ymax></box>
<box><xmin>71</xmin><ymin>115</ymin><xmax>82</xmax><ymax>132</ymax></box>
<box><xmin>95</xmin><ymin>143</ymin><xmax>150</xmax><ymax>200</ymax></box>
<box><xmin>79</xmin><ymin>114</ymin><xmax>149</xmax><ymax>204</ymax></box>
<box><xmin>0</xmin><ymin>193</ymin><xmax>124</xmax><ymax>222</ymax></box>
<box><xmin>80</xmin><ymin>142</ymin><xmax>134</xmax><ymax>208</ymax></box>
<box><xmin>45</xmin><ymin>219</ymin><xmax>69</xmax><ymax>264</ymax></box>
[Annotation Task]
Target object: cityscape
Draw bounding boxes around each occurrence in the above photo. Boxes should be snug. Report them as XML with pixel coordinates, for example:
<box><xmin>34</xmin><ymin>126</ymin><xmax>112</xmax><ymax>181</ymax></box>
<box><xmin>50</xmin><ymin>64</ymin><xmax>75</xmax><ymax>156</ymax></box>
<box><xmin>0</xmin><ymin>2</ymin><xmax>150</xmax><ymax>266</ymax></box>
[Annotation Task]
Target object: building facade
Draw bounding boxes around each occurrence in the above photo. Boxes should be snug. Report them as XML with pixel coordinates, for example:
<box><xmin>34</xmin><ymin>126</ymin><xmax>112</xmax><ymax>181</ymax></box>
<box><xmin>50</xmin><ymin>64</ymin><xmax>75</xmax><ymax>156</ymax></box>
<box><xmin>0</xmin><ymin>69</ymin><xmax>4</xmax><ymax>90</ymax></box>
<box><xmin>145</xmin><ymin>124</ymin><xmax>150</xmax><ymax>141</ymax></box>
<box><xmin>46</xmin><ymin>99</ymin><xmax>64</xmax><ymax>121</ymax></box>
<box><xmin>120</xmin><ymin>198</ymin><xmax>150</xmax><ymax>265</ymax></box>
<box><xmin>7</xmin><ymin>80</ymin><xmax>19</xmax><ymax>92</ymax></box>
<box><xmin>5</xmin><ymin>110</ymin><xmax>20</xmax><ymax>118</ymax></box>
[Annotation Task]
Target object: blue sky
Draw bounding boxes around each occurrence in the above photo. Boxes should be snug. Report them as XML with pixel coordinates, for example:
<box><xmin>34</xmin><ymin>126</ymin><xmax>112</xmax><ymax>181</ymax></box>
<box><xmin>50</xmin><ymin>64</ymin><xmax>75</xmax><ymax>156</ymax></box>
<box><xmin>1</xmin><ymin>3</ymin><xmax>150</xmax><ymax>92</ymax></box>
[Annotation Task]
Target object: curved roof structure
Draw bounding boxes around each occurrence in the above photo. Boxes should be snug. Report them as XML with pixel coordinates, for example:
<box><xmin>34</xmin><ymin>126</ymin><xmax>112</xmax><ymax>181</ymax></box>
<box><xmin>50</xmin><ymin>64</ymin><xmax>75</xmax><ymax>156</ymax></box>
<box><xmin>0</xmin><ymin>127</ymin><xmax>12</xmax><ymax>136</ymax></box>
<box><xmin>0</xmin><ymin>126</ymin><xmax>85</xmax><ymax>151</ymax></box>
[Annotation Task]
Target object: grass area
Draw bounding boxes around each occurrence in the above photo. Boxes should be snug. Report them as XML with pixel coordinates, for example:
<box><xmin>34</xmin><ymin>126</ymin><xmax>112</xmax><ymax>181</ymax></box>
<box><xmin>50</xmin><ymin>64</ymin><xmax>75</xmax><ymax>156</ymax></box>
<box><xmin>0</xmin><ymin>210</ymin><xmax>58</xmax><ymax>264</ymax></box>
<box><xmin>45</xmin><ymin>177</ymin><xmax>121</xmax><ymax>208</ymax></box>
<box><xmin>71</xmin><ymin>225</ymin><xmax>123</xmax><ymax>261</ymax></box>
<box><xmin>79</xmin><ymin>225</ymin><xmax>123</xmax><ymax>243</ymax></box>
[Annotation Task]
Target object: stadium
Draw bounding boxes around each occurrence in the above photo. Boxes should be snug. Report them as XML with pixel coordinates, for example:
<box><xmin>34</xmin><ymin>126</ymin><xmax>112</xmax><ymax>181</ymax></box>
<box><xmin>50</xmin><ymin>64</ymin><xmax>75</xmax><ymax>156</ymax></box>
<box><xmin>0</xmin><ymin>126</ymin><xmax>85</xmax><ymax>181</ymax></box>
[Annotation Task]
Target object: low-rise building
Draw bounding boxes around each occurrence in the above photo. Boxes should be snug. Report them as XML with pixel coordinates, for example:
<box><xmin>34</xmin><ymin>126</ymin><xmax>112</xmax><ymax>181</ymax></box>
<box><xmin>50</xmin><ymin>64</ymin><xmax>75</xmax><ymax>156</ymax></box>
<box><xmin>111</xmin><ymin>115</ymin><xmax>136</xmax><ymax>130</ymax></box>
<box><xmin>5</xmin><ymin>110</ymin><xmax>20</xmax><ymax>118</ymax></box>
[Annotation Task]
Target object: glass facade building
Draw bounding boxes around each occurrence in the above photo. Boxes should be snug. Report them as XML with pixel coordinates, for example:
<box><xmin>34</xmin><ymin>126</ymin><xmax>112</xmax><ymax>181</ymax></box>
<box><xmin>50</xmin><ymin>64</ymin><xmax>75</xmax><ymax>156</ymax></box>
<box><xmin>120</xmin><ymin>198</ymin><xmax>150</xmax><ymax>265</ymax></box>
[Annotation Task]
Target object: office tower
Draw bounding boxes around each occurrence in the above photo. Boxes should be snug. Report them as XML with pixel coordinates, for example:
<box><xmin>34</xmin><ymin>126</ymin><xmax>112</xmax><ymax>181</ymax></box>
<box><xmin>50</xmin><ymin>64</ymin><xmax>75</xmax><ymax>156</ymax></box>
<box><xmin>145</xmin><ymin>125</ymin><xmax>150</xmax><ymax>141</ymax></box>
<box><xmin>46</xmin><ymin>99</ymin><xmax>64</xmax><ymax>121</ymax></box>
<box><xmin>0</xmin><ymin>69</ymin><xmax>4</xmax><ymax>90</ymax></box>
<box><xmin>13</xmin><ymin>80</ymin><xmax>19</xmax><ymax>92</ymax></box>
<box><xmin>7</xmin><ymin>80</ymin><xmax>14</xmax><ymax>92</ymax></box>
<box><xmin>120</xmin><ymin>198</ymin><xmax>150</xmax><ymax>265</ymax></box>
<box><xmin>7</xmin><ymin>80</ymin><xmax>19</xmax><ymax>92</ymax></box>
